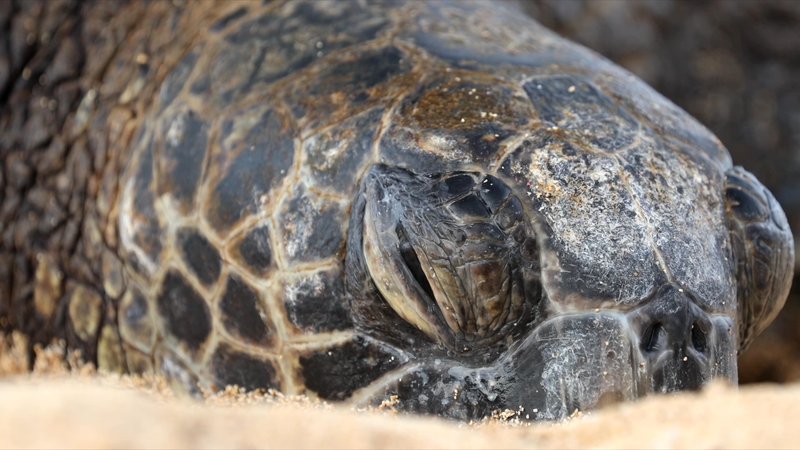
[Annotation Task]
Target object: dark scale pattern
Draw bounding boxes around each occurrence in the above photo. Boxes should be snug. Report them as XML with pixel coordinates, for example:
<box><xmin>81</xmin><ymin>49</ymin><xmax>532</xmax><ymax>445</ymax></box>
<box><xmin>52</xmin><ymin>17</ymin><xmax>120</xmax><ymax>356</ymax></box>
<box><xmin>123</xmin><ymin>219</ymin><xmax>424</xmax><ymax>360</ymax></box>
<box><xmin>226</xmin><ymin>1</ymin><xmax>389</xmax><ymax>84</ymax></box>
<box><xmin>283</xmin><ymin>267</ymin><xmax>353</xmax><ymax>333</ymax></box>
<box><xmin>593</xmin><ymin>73</ymin><xmax>730</xmax><ymax>170</ymax></box>
<box><xmin>303</xmin><ymin>107</ymin><xmax>383</xmax><ymax>194</ymax></box>
<box><xmin>157</xmin><ymin>271</ymin><xmax>212</xmax><ymax>352</ymax></box>
<box><xmin>300</xmin><ymin>337</ymin><xmax>406</xmax><ymax>401</ymax></box>
<box><xmin>479</xmin><ymin>175</ymin><xmax>512</xmax><ymax>210</ymax></box>
<box><xmin>192</xmin><ymin>1</ymin><xmax>390</xmax><ymax>106</ymax></box>
<box><xmin>450</xmin><ymin>194</ymin><xmax>491</xmax><ymax>219</ymax></box>
<box><xmin>219</xmin><ymin>274</ymin><xmax>273</xmax><ymax>345</ymax></box>
<box><xmin>232</xmin><ymin>223</ymin><xmax>274</xmax><ymax>276</ymax></box>
<box><xmin>176</xmin><ymin>227</ymin><xmax>221</xmax><ymax>287</ymax></box>
<box><xmin>310</xmin><ymin>46</ymin><xmax>404</xmax><ymax>99</ymax></box>
<box><xmin>156</xmin><ymin>109</ymin><xmax>209</xmax><ymax>213</ymax></box>
<box><xmin>129</xmin><ymin>139</ymin><xmax>164</xmax><ymax>267</ymax></box>
<box><xmin>405</xmin><ymin>1</ymin><xmax>595</xmax><ymax>73</ymax></box>
<box><xmin>443</xmin><ymin>174</ymin><xmax>475</xmax><ymax>196</ymax></box>
<box><xmin>288</xmin><ymin>46</ymin><xmax>410</xmax><ymax>129</ymax></box>
<box><xmin>211</xmin><ymin>6</ymin><xmax>249</xmax><ymax>33</ymax></box>
<box><xmin>158</xmin><ymin>50</ymin><xmax>199</xmax><ymax>111</ymax></box>
<box><xmin>188</xmin><ymin>34</ymin><xmax>263</xmax><ymax>106</ymax></box>
<box><xmin>523</xmin><ymin>76</ymin><xmax>639</xmax><ymax>151</ymax></box>
<box><xmin>277</xmin><ymin>184</ymin><xmax>345</xmax><ymax>263</ymax></box>
<box><xmin>211</xmin><ymin>344</ymin><xmax>279</xmax><ymax>391</ymax></box>
<box><xmin>207</xmin><ymin>107</ymin><xmax>294</xmax><ymax>233</ymax></box>
<box><xmin>119</xmin><ymin>288</ymin><xmax>155</xmax><ymax>352</ymax></box>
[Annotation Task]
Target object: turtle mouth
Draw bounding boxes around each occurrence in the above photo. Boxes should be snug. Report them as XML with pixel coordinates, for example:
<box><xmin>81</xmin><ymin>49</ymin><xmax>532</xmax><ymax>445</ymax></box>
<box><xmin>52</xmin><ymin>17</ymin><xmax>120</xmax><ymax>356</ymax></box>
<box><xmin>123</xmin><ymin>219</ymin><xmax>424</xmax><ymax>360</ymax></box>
<box><xmin>497</xmin><ymin>292</ymin><xmax>738</xmax><ymax>419</ymax></box>
<box><xmin>445</xmin><ymin>307</ymin><xmax>738</xmax><ymax>420</ymax></box>
<box><xmin>353</xmin><ymin>306</ymin><xmax>737</xmax><ymax>421</ymax></box>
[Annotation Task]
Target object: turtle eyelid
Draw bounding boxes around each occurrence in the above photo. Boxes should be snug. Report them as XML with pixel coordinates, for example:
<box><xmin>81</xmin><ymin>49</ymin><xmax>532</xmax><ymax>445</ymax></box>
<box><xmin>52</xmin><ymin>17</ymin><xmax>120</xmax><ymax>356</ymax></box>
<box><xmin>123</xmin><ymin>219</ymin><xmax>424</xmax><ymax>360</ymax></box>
<box><xmin>396</xmin><ymin>224</ymin><xmax>436</xmax><ymax>302</ymax></box>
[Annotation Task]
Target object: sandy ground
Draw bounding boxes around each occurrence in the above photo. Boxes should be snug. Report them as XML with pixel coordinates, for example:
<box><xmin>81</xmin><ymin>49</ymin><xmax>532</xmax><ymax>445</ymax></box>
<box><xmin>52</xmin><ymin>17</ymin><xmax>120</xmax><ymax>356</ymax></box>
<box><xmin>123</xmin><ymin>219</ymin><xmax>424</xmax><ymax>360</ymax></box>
<box><xmin>0</xmin><ymin>335</ymin><xmax>796</xmax><ymax>449</ymax></box>
<box><xmin>1</xmin><ymin>376</ymin><xmax>799</xmax><ymax>449</ymax></box>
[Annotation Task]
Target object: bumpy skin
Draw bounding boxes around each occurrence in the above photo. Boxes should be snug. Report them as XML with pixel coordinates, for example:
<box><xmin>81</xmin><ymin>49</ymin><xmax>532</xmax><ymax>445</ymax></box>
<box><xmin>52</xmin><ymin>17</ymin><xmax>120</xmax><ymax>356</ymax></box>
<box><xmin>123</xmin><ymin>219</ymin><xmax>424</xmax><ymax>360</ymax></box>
<box><xmin>0</xmin><ymin>1</ymin><xmax>794</xmax><ymax>420</ymax></box>
<box><xmin>525</xmin><ymin>0</ymin><xmax>800</xmax><ymax>384</ymax></box>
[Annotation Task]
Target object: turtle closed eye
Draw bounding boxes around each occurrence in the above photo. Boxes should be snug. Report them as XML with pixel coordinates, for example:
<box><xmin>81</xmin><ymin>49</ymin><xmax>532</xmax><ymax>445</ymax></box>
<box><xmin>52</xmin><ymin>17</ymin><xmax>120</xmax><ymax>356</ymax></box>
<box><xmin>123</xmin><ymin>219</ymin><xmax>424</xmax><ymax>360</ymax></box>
<box><xmin>348</xmin><ymin>164</ymin><xmax>542</xmax><ymax>353</ymax></box>
<box><xmin>396</xmin><ymin>224</ymin><xmax>436</xmax><ymax>302</ymax></box>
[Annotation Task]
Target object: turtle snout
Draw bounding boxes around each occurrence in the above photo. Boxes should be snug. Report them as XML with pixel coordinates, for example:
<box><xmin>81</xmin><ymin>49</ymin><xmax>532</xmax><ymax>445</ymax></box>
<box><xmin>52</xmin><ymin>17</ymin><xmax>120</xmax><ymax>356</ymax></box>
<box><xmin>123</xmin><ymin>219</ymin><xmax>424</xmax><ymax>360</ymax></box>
<box><xmin>640</xmin><ymin>318</ymin><xmax>709</xmax><ymax>392</ymax></box>
<box><xmin>639</xmin><ymin>312</ymin><xmax>710</xmax><ymax>363</ymax></box>
<box><xmin>629</xmin><ymin>285</ymin><xmax>737</xmax><ymax>394</ymax></box>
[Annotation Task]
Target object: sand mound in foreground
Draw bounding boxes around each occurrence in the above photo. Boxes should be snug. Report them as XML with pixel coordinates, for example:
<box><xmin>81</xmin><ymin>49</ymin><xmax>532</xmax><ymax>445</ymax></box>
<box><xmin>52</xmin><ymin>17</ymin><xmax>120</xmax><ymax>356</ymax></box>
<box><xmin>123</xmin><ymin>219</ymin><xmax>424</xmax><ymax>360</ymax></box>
<box><xmin>0</xmin><ymin>376</ymin><xmax>797</xmax><ymax>449</ymax></box>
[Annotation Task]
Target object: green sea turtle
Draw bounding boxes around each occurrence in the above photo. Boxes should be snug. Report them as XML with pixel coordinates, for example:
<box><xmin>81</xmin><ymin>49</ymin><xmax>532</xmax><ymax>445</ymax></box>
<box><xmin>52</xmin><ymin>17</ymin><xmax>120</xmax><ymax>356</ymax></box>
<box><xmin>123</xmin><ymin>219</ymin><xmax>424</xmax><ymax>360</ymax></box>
<box><xmin>0</xmin><ymin>0</ymin><xmax>794</xmax><ymax>421</ymax></box>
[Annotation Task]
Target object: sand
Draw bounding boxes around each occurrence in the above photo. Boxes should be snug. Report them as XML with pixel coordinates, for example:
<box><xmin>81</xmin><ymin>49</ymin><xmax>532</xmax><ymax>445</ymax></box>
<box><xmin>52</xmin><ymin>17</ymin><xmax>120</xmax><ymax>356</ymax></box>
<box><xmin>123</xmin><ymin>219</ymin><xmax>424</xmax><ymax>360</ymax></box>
<box><xmin>1</xmin><ymin>334</ymin><xmax>798</xmax><ymax>449</ymax></box>
<box><xmin>0</xmin><ymin>376</ymin><xmax>798</xmax><ymax>449</ymax></box>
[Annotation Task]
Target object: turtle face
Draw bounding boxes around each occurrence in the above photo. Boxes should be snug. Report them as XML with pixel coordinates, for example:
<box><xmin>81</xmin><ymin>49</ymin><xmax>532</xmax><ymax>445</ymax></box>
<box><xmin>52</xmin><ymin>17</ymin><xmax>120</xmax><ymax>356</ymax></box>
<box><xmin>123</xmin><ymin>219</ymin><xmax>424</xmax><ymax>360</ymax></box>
<box><xmin>346</xmin><ymin>163</ymin><xmax>791</xmax><ymax>421</ymax></box>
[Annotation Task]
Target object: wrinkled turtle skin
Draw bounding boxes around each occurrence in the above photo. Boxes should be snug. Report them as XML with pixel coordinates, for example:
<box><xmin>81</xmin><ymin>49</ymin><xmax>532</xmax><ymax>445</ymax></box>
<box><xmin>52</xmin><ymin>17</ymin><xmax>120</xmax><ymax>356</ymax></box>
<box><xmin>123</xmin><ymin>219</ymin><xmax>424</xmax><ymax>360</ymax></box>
<box><xmin>525</xmin><ymin>0</ymin><xmax>800</xmax><ymax>384</ymax></box>
<box><xmin>0</xmin><ymin>1</ymin><xmax>794</xmax><ymax>421</ymax></box>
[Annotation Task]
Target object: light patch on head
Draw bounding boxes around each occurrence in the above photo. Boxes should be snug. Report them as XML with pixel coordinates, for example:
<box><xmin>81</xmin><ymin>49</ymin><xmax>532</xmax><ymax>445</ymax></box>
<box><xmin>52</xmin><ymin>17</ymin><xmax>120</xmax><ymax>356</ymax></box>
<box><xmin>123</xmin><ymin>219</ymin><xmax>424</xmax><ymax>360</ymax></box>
<box><xmin>418</xmin><ymin>132</ymin><xmax>459</xmax><ymax>157</ymax></box>
<box><xmin>284</xmin><ymin>272</ymin><xmax>324</xmax><ymax>304</ymax></box>
<box><xmin>165</xmin><ymin>112</ymin><xmax>186</xmax><ymax>148</ymax></box>
<box><xmin>282</xmin><ymin>202</ymin><xmax>317</xmax><ymax>260</ymax></box>
<box><xmin>305</xmin><ymin>134</ymin><xmax>348</xmax><ymax>172</ymax></box>
<box><xmin>520</xmin><ymin>140</ymin><xmax>659</xmax><ymax>305</ymax></box>
<box><xmin>119</xmin><ymin>177</ymin><xmax>158</xmax><ymax>276</ymax></box>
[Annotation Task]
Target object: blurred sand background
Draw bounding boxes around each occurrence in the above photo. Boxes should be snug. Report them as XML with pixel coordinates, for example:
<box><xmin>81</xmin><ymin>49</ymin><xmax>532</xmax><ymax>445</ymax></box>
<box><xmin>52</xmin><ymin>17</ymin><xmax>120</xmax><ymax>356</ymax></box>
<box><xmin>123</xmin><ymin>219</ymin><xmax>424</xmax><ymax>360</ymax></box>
<box><xmin>2</xmin><ymin>334</ymin><xmax>800</xmax><ymax>449</ymax></box>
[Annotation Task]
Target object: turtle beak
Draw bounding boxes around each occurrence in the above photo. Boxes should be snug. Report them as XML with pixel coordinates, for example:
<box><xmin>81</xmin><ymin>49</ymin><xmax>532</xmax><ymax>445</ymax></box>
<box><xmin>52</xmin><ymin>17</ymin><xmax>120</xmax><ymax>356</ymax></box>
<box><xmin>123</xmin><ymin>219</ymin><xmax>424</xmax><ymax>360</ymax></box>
<box><xmin>502</xmin><ymin>287</ymin><xmax>737</xmax><ymax>420</ymax></box>
<box><xmin>500</xmin><ymin>313</ymin><xmax>639</xmax><ymax>420</ymax></box>
<box><xmin>626</xmin><ymin>285</ymin><xmax>738</xmax><ymax>394</ymax></box>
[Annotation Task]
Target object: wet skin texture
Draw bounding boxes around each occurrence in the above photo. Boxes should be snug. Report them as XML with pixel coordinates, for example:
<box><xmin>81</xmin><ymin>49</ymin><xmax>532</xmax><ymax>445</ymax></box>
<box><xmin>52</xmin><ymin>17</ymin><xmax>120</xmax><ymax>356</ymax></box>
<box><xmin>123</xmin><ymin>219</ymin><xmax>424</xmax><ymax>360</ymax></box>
<box><xmin>0</xmin><ymin>0</ymin><xmax>794</xmax><ymax>421</ymax></box>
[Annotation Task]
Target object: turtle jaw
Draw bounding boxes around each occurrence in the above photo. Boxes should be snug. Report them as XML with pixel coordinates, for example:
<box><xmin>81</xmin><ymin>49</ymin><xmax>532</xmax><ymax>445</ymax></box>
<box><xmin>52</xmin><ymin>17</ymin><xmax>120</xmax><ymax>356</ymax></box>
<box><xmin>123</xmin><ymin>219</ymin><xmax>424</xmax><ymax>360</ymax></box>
<box><xmin>352</xmin><ymin>307</ymin><xmax>737</xmax><ymax>422</ymax></box>
<box><xmin>499</xmin><ymin>306</ymin><xmax>737</xmax><ymax>420</ymax></box>
<box><xmin>496</xmin><ymin>312</ymin><xmax>641</xmax><ymax>420</ymax></box>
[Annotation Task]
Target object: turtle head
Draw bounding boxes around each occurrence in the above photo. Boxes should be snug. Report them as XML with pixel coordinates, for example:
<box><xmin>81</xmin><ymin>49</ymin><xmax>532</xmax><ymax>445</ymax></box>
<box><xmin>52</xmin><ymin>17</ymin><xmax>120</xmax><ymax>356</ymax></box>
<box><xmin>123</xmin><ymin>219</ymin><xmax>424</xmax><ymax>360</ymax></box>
<box><xmin>345</xmin><ymin>163</ymin><xmax>793</xmax><ymax>421</ymax></box>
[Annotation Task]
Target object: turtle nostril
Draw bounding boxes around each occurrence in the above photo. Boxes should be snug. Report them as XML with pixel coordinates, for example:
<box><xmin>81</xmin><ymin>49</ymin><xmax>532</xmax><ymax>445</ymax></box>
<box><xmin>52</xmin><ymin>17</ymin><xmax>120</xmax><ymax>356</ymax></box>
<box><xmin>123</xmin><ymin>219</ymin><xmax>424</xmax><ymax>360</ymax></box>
<box><xmin>641</xmin><ymin>322</ymin><xmax>663</xmax><ymax>353</ymax></box>
<box><xmin>691</xmin><ymin>322</ymin><xmax>707</xmax><ymax>353</ymax></box>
